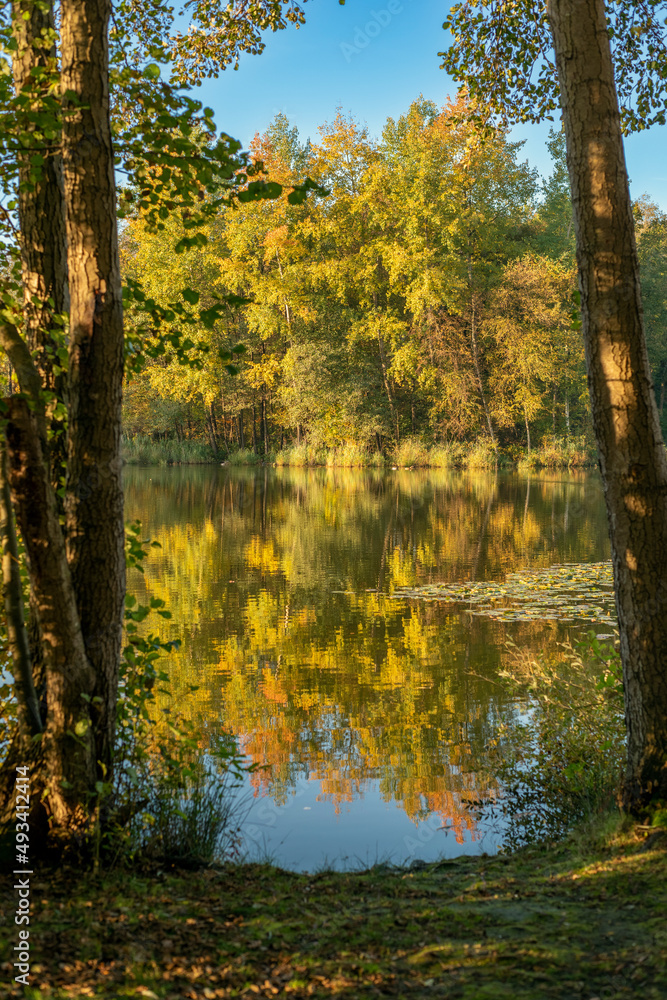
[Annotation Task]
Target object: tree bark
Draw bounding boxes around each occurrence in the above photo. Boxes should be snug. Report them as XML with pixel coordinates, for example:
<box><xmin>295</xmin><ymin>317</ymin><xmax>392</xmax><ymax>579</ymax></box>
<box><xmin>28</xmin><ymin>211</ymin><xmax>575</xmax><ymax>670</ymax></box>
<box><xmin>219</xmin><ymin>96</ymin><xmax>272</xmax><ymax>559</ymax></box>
<box><xmin>0</xmin><ymin>433</ymin><xmax>41</xmax><ymax>743</ymax></box>
<box><xmin>262</xmin><ymin>397</ymin><xmax>269</xmax><ymax>454</ymax></box>
<box><xmin>205</xmin><ymin>403</ymin><xmax>219</xmax><ymax>455</ymax></box>
<box><xmin>469</xmin><ymin>293</ymin><xmax>496</xmax><ymax>449</ymax></box>
<box><xmin>12</xmin><ymin>0</ymin><xmax>69</xmax><ymax>382</ymax></box>
<box><xmin>61</xmin><ymin>0</ymin><xmax>125</xmax><ymax>779</ymax></box>
<box><xmin>12</xmin><ymin>0</ymin><xmax>69</xmax><ymax>494</ymax></box>
<box><xmin>547</xmin><ymin>0</ymin><xmax>667</xmax><ymax>808</ymax></box>
<box><xmin>5</xmin><ymin>397</ymin><xmax>96</xmax><ymax>833</ymax></box>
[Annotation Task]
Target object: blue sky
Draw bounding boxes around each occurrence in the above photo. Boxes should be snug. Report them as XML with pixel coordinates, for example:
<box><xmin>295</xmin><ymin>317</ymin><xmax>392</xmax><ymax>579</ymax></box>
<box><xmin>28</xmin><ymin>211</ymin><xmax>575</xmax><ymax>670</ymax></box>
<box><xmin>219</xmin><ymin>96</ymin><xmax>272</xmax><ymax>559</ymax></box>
<box><xmin>191</xmin><ymin>0</ymin><xmax>667</xmax><ymax>208</ymax></box>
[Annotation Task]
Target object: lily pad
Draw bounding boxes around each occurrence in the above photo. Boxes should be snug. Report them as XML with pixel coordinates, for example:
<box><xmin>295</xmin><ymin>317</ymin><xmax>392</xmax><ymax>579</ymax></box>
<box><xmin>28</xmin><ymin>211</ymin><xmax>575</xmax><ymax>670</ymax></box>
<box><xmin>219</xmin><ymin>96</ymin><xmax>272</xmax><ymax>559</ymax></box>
<box><xmin>391</xmin><ymin>561</ymin><xmax>617</xmax><ymax>625</ymax></box>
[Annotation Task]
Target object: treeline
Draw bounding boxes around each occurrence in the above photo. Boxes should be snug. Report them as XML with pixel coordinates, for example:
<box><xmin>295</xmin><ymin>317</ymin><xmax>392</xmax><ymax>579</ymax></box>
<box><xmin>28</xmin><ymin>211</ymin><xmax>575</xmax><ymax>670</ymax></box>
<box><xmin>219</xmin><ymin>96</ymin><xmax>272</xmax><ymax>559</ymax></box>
<box><xmin>121</xmin><ymin>97</ymin><xmax>667</xmax><ymax>458</ymax></box>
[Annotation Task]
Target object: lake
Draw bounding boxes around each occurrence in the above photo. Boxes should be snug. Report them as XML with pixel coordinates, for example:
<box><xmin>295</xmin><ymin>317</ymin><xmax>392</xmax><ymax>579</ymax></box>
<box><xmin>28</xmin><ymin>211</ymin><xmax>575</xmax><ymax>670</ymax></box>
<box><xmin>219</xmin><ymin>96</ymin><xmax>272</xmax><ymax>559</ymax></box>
<box><xmin>124</xmin><ymin>465</ymin><xmax>611</xmax><ymax>871</ymax></box>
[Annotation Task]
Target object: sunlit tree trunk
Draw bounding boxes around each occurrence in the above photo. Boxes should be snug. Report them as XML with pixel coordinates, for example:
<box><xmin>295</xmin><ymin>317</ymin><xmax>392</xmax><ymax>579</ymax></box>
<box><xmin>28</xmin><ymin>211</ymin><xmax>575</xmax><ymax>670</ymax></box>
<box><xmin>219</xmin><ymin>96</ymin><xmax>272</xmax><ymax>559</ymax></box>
<box><xmin>547</xmin><ymin>0</ymin><xmax>667</xmax><ymax>808</ymax></box>
<box><xmin>61</xmin><ymin>0</ymin><xmax>125</xmax><ymax>781</ymax></box>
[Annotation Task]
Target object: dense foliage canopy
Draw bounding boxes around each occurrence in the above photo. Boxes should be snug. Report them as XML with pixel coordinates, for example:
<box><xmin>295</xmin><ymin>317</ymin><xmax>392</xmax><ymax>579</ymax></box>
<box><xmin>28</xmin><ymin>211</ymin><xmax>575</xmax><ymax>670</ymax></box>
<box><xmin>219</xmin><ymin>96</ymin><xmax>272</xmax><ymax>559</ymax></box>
<box><xmin>121</xmin><ymin>101</ymin><xmax>667</xmax><ymax>457</ymax></box>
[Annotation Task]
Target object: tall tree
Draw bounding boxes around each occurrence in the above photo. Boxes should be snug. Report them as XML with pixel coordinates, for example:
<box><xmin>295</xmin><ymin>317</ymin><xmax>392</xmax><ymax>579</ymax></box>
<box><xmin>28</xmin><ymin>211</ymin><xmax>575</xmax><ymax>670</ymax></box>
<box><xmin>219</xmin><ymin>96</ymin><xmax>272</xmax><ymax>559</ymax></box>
<box><xmin>443</xmin><ymin>0</ymin><xmax>667</xmax><ymax>809</ymax></box>
<box><xmin>0</xmin><ymin>0</ymin><xmax>321</xmax><ymax>852</ymax></box>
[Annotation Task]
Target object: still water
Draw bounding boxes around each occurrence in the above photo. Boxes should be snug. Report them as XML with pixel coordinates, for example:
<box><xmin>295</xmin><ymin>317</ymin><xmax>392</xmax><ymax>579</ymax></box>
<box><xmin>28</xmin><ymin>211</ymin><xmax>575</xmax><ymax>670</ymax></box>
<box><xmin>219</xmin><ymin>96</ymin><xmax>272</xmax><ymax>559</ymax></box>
<box><xmin>124</xmin><ymin>466</ymin><xmax>610</xmax><ymax>871</ymax></box>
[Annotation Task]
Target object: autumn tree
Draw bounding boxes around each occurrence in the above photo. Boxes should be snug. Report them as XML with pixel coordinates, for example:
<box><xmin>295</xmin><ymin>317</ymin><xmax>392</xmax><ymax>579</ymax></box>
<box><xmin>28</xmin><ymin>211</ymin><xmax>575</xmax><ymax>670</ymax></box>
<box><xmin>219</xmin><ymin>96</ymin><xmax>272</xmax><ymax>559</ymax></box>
<box><xmin>443</xmin><ymin>0</ymin><xmax>667</xmax><ymax>808</ymax></box>
<box><xmin>371</xmin><ymin>96</ymin><xmax>537</xmax><ymax>444</ymax></box>
<box><xmin>484</xmin><ymin>255</ymin><xmax>582</xmax><ymax>450</ymax></box>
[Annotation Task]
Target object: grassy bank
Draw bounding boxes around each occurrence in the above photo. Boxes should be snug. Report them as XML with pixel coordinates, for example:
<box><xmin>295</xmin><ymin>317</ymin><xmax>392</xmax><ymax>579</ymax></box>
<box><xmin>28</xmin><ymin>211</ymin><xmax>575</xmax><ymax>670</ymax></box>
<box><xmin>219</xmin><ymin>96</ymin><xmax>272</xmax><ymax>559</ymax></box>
<box><xmin>393</xmin><ymin>435</ymin><xmax>596</xmax><ymax>470</ymax></box>
<box><xmin>2</xmin><ymin>816</ymin><xmax>665</xmax><ymax>999</ymax></box>
<box><xmin>121</xmin><ymin>434</ymin><xmax>597</xmax><ymax>470</ymax></box>
<box><xmin>122</xmin><ymin>435</ymin><xmax>220</xmax><ymax>466</ymax></box>
<box><xmin>274</xmin><ymin>442</ymin><xmax>386</xmax><ymax>468</ymax></box>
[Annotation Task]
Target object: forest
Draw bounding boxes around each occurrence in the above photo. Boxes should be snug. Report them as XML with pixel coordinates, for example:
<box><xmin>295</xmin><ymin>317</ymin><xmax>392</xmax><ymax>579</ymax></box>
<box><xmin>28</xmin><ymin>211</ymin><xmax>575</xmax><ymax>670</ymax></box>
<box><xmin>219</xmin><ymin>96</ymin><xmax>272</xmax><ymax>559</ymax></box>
<box><xmin>120</xmin><ymin>99</ymin><xmax>667</xmax><ymax>464</ymax></box>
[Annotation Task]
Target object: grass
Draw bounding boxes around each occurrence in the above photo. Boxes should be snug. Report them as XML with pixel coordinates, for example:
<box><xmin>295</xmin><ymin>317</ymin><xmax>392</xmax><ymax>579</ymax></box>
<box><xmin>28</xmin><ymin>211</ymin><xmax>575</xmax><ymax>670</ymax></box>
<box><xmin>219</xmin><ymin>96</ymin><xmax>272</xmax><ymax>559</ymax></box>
<box><xmin>122</xmin><ymin>435</ymin><xmax>219</xmax><ymax>466</ymax></box>
<box><xmin>2</xmin><ymin>814</ymin><xmax>665</xmax><ymax>999</ymax></box>
<box><xmin>392</xmin><ymin>437</ymin><xmax>499</xmax><ymax>469</ymax></box>
<box><xmin>516</xmin><ymin>435</ymin><xmax>597</xmax><ymax>472</ymax></box>
<box><xmin>122</xmin><ymin>434</ymin><xmax>598</xmax><ymax>471</ymax></box>
<box><xmin>390</xmin><ymin>436</ymin><xmax>599</xmax><ymax>470</ymax></box>
<box><xmin>226</xmin><ymin>447</ymin><xmax>262</xmax><ymax>466</ymax></box>
<box><xmin>274</xmin><ymin>443</ymin><xmax>385</xmax><ymax>467</ymax></box>
<box><xmin>274</xmin><ymin>442</ymin><xmax>324</xmax><ymax>466</ymax></box>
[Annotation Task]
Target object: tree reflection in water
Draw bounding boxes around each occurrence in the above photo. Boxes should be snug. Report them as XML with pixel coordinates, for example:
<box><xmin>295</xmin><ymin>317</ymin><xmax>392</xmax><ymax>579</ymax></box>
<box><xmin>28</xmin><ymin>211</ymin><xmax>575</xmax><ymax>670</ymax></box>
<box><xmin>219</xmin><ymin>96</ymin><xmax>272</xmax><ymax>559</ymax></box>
<box><xmin>124</xmin><ymin>465</ymin><xmax>609</xmax><ymax>859</ymax></box>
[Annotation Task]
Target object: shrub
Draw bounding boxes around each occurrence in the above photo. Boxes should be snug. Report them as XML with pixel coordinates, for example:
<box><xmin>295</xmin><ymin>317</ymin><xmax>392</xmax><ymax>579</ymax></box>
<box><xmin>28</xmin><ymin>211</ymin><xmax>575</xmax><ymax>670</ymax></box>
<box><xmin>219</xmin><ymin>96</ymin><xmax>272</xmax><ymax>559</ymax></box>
<box><xmin>481</xmin><ymin>631</ymin><xmax>625</xmax><ymax>850</ymax></box>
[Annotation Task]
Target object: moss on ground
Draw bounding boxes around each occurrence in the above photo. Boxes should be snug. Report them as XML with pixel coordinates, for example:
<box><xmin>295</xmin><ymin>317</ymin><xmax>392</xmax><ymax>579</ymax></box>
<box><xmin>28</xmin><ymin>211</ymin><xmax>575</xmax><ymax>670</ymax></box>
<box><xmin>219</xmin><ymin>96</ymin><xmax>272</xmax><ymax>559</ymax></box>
<box><xmin>1</xmin><ymin>821</ymin><xmax>666</xmax><ymax>999</ymax></box>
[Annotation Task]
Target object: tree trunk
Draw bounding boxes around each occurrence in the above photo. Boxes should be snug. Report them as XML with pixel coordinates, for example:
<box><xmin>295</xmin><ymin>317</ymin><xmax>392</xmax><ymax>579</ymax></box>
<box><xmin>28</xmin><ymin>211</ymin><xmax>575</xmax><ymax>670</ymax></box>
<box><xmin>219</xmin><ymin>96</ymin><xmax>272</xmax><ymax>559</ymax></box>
<box><xmin>468</xmin><ymin>286</ymin><xmax>496</xmax><ymax>449</ymax></box>
<box><xmin>377</xmin><ymin>330</ymin><xmax>396</xmax><ymax>435</ymax></box>
<box><xmin>262</xmin><ymin>398</ymin><xmax>269</xmax><ymax>455</ymax></box>
<box><xmin>5</xmin><ymin>397</ymin><xmax>96</xmax><ymax>834</ymax></box>
<box><xmin>0</xmin><ymin>434</ymin><xmax>41</xmax><ymax>743</ymax></box>
<box><xmin>524</xmin><ymin>402</ymin><xmax>531</xmax><ymax>453</ymax></box>
<box><xmin>12</xmin><ymin>0</ymin><xmax>69</xmax><ymax>397</ymax></box>
<box><xmin>61</xmin><ymin>0</ymin><xmax>125</xmax><ymax>780</ymax></box>
<box><xmin>552</xmin><ymin>385</ymin><xmax>557</xmax><ymax>436</ymax></box>
<box><xmin>238</xmin><ymin>410</ymin><xmax>244</xmax><ymax>449</ymax></box>
<box><xmin>205</xmin><ymin>404</ymin><xmax>219</xmax><ymax>455</ymax></box>
<box><xmin>547</xmin><ymin>0</ymin><xmax>667</xmax><ymax>808</ymax></box>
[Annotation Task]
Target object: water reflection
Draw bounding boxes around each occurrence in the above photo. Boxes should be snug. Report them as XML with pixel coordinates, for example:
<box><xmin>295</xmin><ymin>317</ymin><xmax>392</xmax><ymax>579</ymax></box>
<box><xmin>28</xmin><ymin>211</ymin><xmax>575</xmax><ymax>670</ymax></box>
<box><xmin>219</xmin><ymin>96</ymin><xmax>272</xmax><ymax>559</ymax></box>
<box><xmin>124</xmin><ymin>466</ymin><xmax>609</xmax><ymax>869</ymax></box>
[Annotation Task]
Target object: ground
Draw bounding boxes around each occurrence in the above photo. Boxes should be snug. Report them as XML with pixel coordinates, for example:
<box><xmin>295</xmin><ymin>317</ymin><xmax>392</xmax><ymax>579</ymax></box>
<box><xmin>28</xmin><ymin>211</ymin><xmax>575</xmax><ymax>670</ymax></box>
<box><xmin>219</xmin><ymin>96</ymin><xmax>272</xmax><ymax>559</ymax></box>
<box><xmin>1</xmin><ymin>820</ymin><xmax>666</xmax><ymax>999</ymax></box>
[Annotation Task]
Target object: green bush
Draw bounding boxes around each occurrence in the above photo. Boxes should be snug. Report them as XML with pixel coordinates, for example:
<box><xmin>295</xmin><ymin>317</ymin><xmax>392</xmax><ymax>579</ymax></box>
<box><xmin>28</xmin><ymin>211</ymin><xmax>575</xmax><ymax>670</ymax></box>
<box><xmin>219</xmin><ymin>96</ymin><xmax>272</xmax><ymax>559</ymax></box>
<box><xmin>481</xmin><ymin>632</ymin><xmax>625</xmax><ymax>850</ymax></box>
